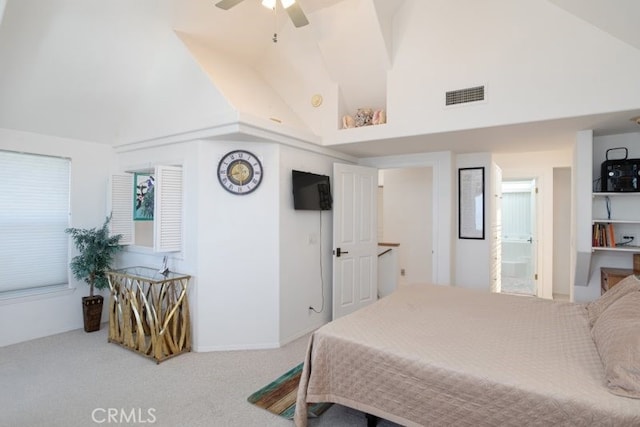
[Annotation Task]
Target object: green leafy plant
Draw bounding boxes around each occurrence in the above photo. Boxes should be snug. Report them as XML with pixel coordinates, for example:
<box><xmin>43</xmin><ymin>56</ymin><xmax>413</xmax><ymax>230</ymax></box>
<box><xmin>66</xmin><ymin>216</ymin><xmax>123</xmax><ymax>297</ymax></box>
<box><xmin>141</xmin><ymin>183</ymin><xmax>154</xmax><ymax>218</ymax></box>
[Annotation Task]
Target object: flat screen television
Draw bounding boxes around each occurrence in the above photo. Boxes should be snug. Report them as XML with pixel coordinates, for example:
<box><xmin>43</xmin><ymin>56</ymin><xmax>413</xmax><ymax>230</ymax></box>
<box><xmin>292</xmin><ymin>170</ymin><xmax>332</xmax><ymax>210</ymax></box>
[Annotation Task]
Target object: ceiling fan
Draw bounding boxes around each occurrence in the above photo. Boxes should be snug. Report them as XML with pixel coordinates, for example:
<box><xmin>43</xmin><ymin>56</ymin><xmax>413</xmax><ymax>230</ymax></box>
<box><xmin>215</xmin><ymin>0</ymin><xmax>309</xmax><ymax>28</ymax></box>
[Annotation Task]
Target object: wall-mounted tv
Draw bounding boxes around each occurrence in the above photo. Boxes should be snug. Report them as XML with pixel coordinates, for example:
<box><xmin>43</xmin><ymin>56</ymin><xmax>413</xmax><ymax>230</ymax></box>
<box><xmin>292</xmin><ymin>170</ymin><xmax>332</xmax><ymax>210</ymax></box>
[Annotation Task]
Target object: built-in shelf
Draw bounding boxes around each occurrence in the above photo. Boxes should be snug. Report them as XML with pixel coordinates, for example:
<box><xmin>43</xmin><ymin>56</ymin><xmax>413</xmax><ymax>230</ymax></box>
<box><xmin>592</xmin><ymin>219</ymin><xmax>640</xmax><ymax>224</ymax></box>
<box><xmin>592</xmin><ymin>246</ymin><xmax>640</xmax><ymax>253</ymax></box>
<box><xmin>592</xmin><ymin>191</ymin><xmax>640</xmax><ymax>253</ymax></box>
<box><xmin>593</xmin><ymin>192</ymin><xmax>640</xmax><ymax>196</ymax></box>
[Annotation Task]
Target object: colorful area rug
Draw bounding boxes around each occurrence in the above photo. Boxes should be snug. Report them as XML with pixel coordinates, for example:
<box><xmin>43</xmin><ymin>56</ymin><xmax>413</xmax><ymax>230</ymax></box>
<box><xmin>247</xmin><ymin>363</ymin><xmax>332</xmax><ymax>420</ymax></box>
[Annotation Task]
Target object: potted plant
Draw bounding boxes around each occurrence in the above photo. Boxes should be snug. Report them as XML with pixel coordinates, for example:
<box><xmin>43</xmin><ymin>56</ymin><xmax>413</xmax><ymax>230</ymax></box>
<box><xmin>66</xmin><ymin>216</ymin><xmax>123</xmax><ymax>332</ymax></box>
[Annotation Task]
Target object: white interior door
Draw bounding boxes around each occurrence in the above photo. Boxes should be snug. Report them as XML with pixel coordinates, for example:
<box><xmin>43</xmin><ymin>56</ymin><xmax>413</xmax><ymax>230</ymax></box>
<box><xmin>332</xmin><ymin>163</ymin><xmax>378</xmax><ymax>319</ymax></box>
<box><xmin>490</xmin><ymin>164</ymin><xmax>502</xmax><ymax>293</ymax></box>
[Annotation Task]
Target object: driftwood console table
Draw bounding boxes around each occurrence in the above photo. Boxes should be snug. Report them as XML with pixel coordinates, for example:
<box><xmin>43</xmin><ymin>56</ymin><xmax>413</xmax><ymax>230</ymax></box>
<box><xmin>107</xmin><ymin>266</ymin><xmax>191</xmax><ymax>363</ymax></box>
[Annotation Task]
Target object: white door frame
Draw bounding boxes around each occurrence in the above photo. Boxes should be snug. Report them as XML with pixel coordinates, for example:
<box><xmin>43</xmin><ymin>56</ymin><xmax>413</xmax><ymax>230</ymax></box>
<box><xmin>500</xmin><ymin>175</ymin><xmax>550</xmax><ymax>298</ymax></box>
<box><xmin>359</xmin><ymin>152</ymin><xmax>453</xmax><ymax>286</ymax></box>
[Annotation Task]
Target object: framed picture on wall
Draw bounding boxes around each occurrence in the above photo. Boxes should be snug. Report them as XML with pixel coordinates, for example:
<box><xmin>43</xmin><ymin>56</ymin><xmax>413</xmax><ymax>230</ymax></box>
<box><xmin>134</xmin><ymin>172</ymin><xmax>154</xmax><ymax>221</ymax></box>
<box><xmin>458</xmin><ymin>167</ymin><xmax>484</xmax><ymax>239</ymax></box>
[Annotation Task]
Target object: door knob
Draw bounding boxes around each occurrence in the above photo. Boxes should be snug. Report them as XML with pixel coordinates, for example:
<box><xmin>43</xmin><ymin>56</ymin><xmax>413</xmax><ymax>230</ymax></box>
<box><xmin>336</xmin><ymin>247</ymin><xmax>349</xmax><ymax>257</ymax></box>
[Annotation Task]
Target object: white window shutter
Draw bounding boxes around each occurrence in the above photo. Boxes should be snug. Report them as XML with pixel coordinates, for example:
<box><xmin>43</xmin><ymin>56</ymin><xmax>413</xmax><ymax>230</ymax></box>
<box><xmin>108</xmin><ymin>174</ymin><xmax>135</xmax><ymax>245</ymax></box>
<box><xmin>154</xmin><ymin>165</ymin><xmax>183</xmax><ymax>252</ymax></box>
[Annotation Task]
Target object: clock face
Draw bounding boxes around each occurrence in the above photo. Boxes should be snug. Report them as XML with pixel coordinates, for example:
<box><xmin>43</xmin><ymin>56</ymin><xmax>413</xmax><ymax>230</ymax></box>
<box><xmin>217</xmin><ymin>150</ymin><xmax>263</xmax><ymax>195</ymax></box>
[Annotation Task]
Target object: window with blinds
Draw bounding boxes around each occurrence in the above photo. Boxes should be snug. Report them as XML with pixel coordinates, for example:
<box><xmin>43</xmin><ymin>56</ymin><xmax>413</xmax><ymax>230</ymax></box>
<box><xmin>0</xmin><ymin>150</ymin><xmax>70</xmax><ymax>294</ymax></box>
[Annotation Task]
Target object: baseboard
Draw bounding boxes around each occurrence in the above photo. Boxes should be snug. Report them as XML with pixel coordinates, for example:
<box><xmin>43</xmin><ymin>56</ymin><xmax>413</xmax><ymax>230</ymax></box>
<box><xmin>193</xmin><ymin>341</ymin><xmax>280</xmax><ymax>352</ymax></box>
<box><xmin>192</xmin><ymin>324</ymin><xmax>321</xmax><ymax>352</ymax></box>
<box><xmin>279</xmin><ymin>324</ymin><xmax>319</xmax><ymax>347</ymax></box>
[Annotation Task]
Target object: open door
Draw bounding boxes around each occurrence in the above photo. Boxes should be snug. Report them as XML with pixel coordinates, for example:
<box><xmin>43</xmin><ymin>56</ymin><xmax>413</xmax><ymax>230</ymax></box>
<box><xmin>332</xmin><ymin>163</ymin><xmax>378</xmax><ymax>319</ymax></box>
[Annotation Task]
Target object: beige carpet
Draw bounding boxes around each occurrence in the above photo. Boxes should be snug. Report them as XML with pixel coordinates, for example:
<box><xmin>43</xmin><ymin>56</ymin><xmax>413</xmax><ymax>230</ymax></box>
<box><xmin>0</xmin><ymin>326</ymin><xmax>400</xmax><ymax>427</ymax></box>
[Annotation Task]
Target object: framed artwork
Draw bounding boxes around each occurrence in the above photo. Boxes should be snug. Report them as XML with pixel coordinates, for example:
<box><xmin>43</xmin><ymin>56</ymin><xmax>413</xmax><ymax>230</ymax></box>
<box><xmin>134</xmin><ymin>172</ymin><xmax>154</xmax><ymax>221</ymax></box>
<box><xmin>458</xmin><ymin>167</ymin><xmax>485</xmax><ymax>239</ymax></box>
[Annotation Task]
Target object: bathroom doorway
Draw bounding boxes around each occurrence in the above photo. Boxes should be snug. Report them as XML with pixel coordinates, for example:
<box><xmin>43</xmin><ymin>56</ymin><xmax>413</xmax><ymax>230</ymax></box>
<box><xmin>500</xmin><ymin>179</ymin><xmax>537</xmax><ymax>296</ymax></box>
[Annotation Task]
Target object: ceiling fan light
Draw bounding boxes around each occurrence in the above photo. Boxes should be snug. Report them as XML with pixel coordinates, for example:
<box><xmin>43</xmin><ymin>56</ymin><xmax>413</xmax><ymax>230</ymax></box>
<box><xmin>281</xmin><ymin>0</ymin><xmax>295</xmax><ymax>9</ymax></box>
<box><xmin>261</xmin><ymin>0</ymin><xmax>276</xmax><ymax>9</ymax></box>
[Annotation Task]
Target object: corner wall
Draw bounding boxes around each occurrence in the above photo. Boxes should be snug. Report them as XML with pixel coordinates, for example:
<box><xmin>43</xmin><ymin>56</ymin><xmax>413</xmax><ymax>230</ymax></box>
<box><xmin>117</xmin><ymin>139</ymin><xmax>281</xmax><ymax>351</ymax></box>
<box><xmin>115</xmin><ymin>136</ymin><xmax>355</xmax><ymax>351</ymax></box>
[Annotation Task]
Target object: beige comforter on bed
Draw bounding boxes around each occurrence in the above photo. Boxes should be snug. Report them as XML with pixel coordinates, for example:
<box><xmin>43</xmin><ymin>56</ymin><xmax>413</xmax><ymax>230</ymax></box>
<box><xmin>294</xmin><ymin>284</ymin><xmax>640</xmax><ymax>426</ymax></box>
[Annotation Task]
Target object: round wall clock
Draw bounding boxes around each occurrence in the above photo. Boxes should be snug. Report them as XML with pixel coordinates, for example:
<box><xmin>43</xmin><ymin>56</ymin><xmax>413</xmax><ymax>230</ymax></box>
<box><xmin>217</xmin><ymin>150</ymin><xmax>263</xmax><ymax>195</ymax></box>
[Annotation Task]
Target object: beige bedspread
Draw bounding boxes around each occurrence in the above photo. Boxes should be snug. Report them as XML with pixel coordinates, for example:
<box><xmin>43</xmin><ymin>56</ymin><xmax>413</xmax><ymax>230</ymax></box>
<box><xmin>294</xmin><ymin>284</ymin><xmax>640</xmax><ymax>426</ymax></box>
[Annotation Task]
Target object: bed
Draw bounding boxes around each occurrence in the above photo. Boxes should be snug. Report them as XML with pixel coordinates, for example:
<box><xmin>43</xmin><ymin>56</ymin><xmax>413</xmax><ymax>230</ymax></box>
<box><xmin>294</xmin><ymin>280</ymin><xmax>640</xmax><ymax>426</ymax></box>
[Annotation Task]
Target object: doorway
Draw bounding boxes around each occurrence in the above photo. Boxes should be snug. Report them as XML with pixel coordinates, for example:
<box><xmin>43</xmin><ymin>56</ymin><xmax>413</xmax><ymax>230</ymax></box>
<box><xmin>378</xmin><ymin>167</ymin><xmax>433</xmax><ymax>287</ymax></box>
<box><xmin>500</xmin><ymin>179</ymin><xmax>537</xmax><ymax>296</ymax></box>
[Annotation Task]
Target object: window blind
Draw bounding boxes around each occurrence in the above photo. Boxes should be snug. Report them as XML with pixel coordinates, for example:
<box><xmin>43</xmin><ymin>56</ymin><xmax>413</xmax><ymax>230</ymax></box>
<box><xmin>0</xmin><ymin>151</ymin><xmax>70</xmax><ymax>293</ymax></box>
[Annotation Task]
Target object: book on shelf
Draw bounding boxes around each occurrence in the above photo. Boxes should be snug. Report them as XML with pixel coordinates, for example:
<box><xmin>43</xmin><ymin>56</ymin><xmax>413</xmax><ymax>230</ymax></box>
<box><xmin>592</xmin><ymin>222</ymin><xmax>617</xmax><ymax>248</ymax></box>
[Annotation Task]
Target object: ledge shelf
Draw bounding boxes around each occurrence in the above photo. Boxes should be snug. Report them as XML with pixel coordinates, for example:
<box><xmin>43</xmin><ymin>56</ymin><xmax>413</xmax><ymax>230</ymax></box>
<box><xmin>592</xmin><ymin>246</ymin><xmax>640</xmax><ymax>253</ymax></box>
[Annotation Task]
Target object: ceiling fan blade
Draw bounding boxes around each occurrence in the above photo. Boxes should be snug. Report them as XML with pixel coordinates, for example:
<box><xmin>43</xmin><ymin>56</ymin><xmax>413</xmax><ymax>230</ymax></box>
<box><xmin>285</xmin><ymin>2</ymin><xmax>309</xmax><ymax>28</ymax></box>
<box><xmin>214</xmin><ymin>0</ymin><xmax>246</xmax><ymax>10</ymax></box>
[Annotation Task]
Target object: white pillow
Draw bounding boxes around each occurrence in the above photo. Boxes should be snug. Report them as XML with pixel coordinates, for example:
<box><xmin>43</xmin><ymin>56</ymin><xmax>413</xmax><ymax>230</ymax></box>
<box><xmin>591</xmin><ymin>291</ymin><xmax>640</xmax><ymax>399</ymax></box>
<box><xmin>586</xmin><ymin>274</ymin><xmax>640</xmax><ymax>328</ymax></box>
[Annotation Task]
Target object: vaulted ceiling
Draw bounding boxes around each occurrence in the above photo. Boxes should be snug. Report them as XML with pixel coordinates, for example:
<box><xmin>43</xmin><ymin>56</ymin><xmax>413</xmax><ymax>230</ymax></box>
<box><xmin>178</xmin><ymin>0</ymin><xmax>640</xmax><ymax>67</ymax></box>
<box><xmin>0</xmin><ymin>0</ymin><xmax>639</xmax><ymax>156</ymax></box>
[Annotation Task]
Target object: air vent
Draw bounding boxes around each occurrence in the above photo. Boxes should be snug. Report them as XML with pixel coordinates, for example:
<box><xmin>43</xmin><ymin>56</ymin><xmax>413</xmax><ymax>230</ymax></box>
<box><xmin>445</xmin><ymin>85</ymin><xmax>485</xmax><ymax>106</ymax></box>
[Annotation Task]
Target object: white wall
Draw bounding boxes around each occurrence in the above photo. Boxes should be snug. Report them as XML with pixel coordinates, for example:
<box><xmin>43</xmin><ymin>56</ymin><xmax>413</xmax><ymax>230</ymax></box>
<box><xmin>116</xmin><ymin>139</ymin><xmax>281</xmax><ymax>351</ymax></box>
<box><xmin>493</xmin><ymin>148</ymin><xmax>573</xmax><ymax>298</ymax></box>
<box><xmin>279</xmin><ymin>146</ymin><xmax>344</xmax><ymax>344</ymax></box>
<box><xmin>0</xmin><ymin>129</ymin><xmax>114</xmax><ymax>347</ymax></box>
<box><xmin>553</xmin><ymin>167</ymin><xmax>571</xmax><ymax>297</ymax></box>
<box><xmin>573</xmin><ymin>130</ymin><xmax>594</xmax><ymax>296</ymax></box>
<box><xmin>455</xmin><ymin>153</ymin><xmax>492</xmax><ymax>290</ymax></box>
<box><xmin>198</xmin><ymin>141</ymin><xmax>281</xmax><ymax>350</ymax></box>
<box><xmin>381</xmin><ymin>167</ymin><xmax>433</xmax><ymax>286</ymax></box>
<box><xmin>383</xmin><ymin>0</ymin><xmax>640</xmax><ymax>138</ymax></box>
